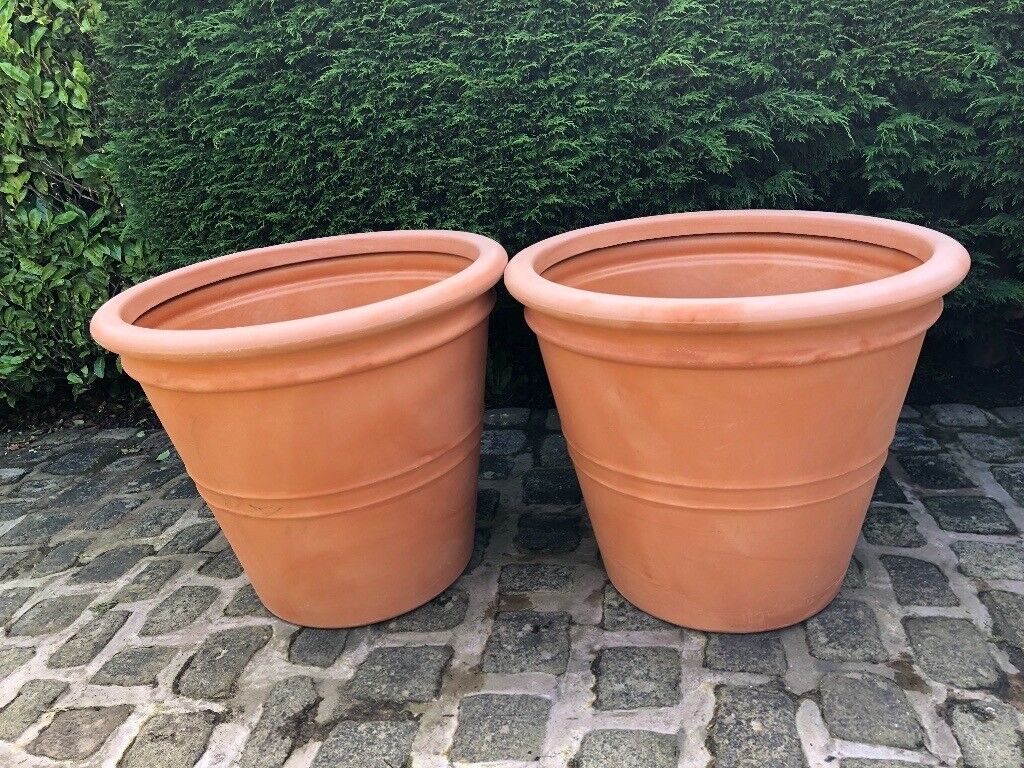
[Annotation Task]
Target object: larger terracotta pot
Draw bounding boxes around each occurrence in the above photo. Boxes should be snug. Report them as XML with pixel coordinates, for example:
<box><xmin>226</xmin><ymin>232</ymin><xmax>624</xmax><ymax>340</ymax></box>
<box><xmin>92</xmin><ymin>231</ymin><xmax>507</xmax><ymax>627</ymax></box>
<box><xmin>505</xmin><ymin>211</ymin><xmax>969</xmax><ymax>632</ymax></box>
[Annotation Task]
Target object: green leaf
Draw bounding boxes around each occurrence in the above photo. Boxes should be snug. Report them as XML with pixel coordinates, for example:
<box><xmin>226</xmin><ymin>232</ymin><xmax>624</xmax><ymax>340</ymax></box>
<box><xmin>0</xmin><ymin>62</ymin><xmax>30</xmax><ymax>85</ymax></box>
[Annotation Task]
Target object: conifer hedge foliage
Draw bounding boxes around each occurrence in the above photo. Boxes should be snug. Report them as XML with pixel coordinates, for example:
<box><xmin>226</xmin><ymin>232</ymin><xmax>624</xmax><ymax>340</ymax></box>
<box><xmin>1</xmin><ymin>0</ymin><xmax>153</xmax><ymax>408</ymax></box>
<box><xmin>5</xmin><ymin>0</ymin><xmax>1024</xmax><ymax>408</ymax></box>
<box><xmin>101</xmin><ymin>1</ymin><xmax>1023</xmax><ymax>343</ymax></box>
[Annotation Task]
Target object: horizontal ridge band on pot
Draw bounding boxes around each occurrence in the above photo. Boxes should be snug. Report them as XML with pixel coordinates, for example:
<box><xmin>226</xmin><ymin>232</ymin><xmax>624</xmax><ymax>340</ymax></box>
<box><xmin>91</xmin><ymin>230</ymin><xmax>507</xmax><ymax>360</ymax></box>
<box><xmin>194</xmin><ymin>425</ymin><xmax>481</xmax><ymax>519</ymax></box>
<box><xmin>504</xmin><ymin>210</ymin><xmax>970</xmax><ymax>329</ymax></box>
<box><xmin>568</xmin><ymin>438</ymin><xmax>887</xmax><ymax>510</ymax></box>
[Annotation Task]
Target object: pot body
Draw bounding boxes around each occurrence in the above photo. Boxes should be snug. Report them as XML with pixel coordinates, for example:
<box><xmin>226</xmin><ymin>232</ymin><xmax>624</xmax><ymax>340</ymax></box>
<box><xmin>506</xmin><ymin>212</ymin><xmax>969</xmax><ymax>632</ymax></box>
<box><xmin>531</xmin><ymin>307</ymin><xmax>927</xmax><ymax>631</ymax></box>
<box><xmin>93</xmin><ymin>233</ymin><xmax>506</xmax><ymax>627</ymax></box>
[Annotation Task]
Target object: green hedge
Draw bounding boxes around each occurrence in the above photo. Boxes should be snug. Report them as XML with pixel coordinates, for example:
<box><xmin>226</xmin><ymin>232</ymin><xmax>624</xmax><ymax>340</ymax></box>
<box><xmin>6</xmin><ymin>1</ymin><xmax>1024</xmax><ymax>410</ymax></box>
<box><xmin>1</xmin><ymin>0</ymin><xmax>154</xmax><ymax>409</ymax></box>
<box><xmin>101</xmin><ymin>0</ymin><xmax>1024</xmax><ymax>347</ymax></box>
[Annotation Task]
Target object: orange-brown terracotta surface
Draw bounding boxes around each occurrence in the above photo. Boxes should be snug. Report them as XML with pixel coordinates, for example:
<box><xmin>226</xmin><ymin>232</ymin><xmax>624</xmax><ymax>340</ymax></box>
<box><xmin>92</xmin><ymin>232</ymin><xmax>507</xmax><ymax>627</ymax></box>
<box><xmin>505</xmin><ymin>211</ymin><xmax>969</xmax><ymax>632</ymax></box>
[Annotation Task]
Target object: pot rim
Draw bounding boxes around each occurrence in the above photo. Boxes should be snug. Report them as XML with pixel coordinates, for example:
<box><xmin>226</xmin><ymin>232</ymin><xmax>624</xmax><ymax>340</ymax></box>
<box><xmin>504</xmin><ymin>210</ymin><xmax>970</xmax><ymax>330</ymax></box>
<box><xmin>91</xmin><ymin>230</ymin><xmax>507</xmax><ymax>360</ymax></box>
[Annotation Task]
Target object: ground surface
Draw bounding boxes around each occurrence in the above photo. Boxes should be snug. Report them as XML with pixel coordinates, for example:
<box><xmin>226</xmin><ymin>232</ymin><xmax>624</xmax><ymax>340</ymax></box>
<box><xmin>1</xmin><ymin>404</ymin><xmax>1023</xmax><ymax>767</ymax></box>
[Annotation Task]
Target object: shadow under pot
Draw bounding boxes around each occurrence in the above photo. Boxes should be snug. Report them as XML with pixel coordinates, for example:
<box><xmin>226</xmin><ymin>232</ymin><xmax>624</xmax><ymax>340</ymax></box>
<box><xmin>504</xmin><ymin>210</ymin><xmax>969</xmax><ymax>632</ymax></box>
<box><xmin>92</xmin><ymin>231</ymin><xmax>507</xmax><ymax>627</ymax></box>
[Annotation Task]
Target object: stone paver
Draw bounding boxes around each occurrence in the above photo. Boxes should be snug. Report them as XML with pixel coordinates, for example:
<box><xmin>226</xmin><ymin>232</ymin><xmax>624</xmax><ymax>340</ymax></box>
<box><xmin>483</xmin><ymin>610</ymin><xmax>570</xmax><ymax>674</ymax></box>
<box><xmin>348</xmin><ymin>645</ymin><xmax>453</xmax><ymax>703</ymax></box>
<box><xmin>499</xmin><ymin>562</ymin><xmax>573</xmax><ymax>592</ymax></box>
<box><xmin>481</xmin><ymin>428</ymin><xmax>528</xmax><ymax>456</ymax></box>
<box><xmin>31</xmin><ymin>538</ymin><xmax>89</xmax><ymax>576</ymax></box>
<box><xmin>904</xmin><ymin>617</ymin><xmax>1001</xmax><ymax>689</ymax></box>
<box><xmin>992</xmin><ymin>464</ymin><xmax>1024</xmax><ymax>504</ymax></box>
<box><xmin>819</xmin><ymin>672</ymin><xmax>923</xmax><ymax>748</ymax></box>
<box><xmin>705</xmin><ymin>631</ymin><xmax>786</xmax><ymax>674</ymax></box>
<box><xmin>873</xmin><ymin>467</ymin><xmax>909</xmax><ymax>502</ymax></box>
<box><xmin>805</xmin><ymin>597</ymin><xmax>888</xmax><ymax>662</ymax></box>
<box><xmin>881</xmin><ymin>555</ymin><xmax>959</xmax><ymax>606</ymax></box>
<box><xmin>0</xmin><ymin>586</ymin><xmax>34</xmax><ymax>623</ymax></box>
<box><xmin>384</xmin><ymin>588</ymin><xmax>468</xmax><ymax>632</ymax></box>
<box><xmin>484</xmin><ymin>406</ymin><xmax>530</xmax><ymax>427</ymax></box>
<box><xmin>980</xmin><ymin>590</ymin><xmax>1024</xmax><ymax>650</ymax></box>
<box><xmin>48</xmin><ymin>610</ymin><xmax>130</xmax><ymax>668</ymax></box>
<box><xmin>312</xmin><ymin>719</ymin><xmax>417</xmax><ymax>768</ymax></box>
<box><xmin>140</xmin><ymin>585</ymin><xmax>219</xmax><ymax>635</ymax></box>
<box><xmin>198</xmin><ymin>547</ymin><xmax>242</xmax><ymax>579</ymax></box>
<box><xmin>26</xmin><ymin>705</ymin><xmax>132</xmax><ymax>761</ymax></box>
<box><xmin>960</xmin><ymin>433</ymin><xmax>1024</xmax><ymax>463</ymax></box>
<box><xmin>0</xmin><ymin>680</ymin><xmax>67</xmax><ymax>740</ymax></box>
<box><xmin>159</xmin><ymin>521</ymin><xmax>220</xmax><ymax>554</ymax></box>
<box><xmin>120</xmin><ymin>711</ymin><xmax>217</xmax><ymax>768</ymax></box>
<box><xmin>891</xmin><ymin>421</ymin><xmax>940</xmax><ymax>452</ymax></box>
<box><xmin>862</xmin><ymin>504</ymin><xmax>926</xmax><ymax>547</ymax></box>
<box><xmin>953</xmin><ymin>541</ymin><xmax>1024</xmax><ymax>580</ymax></box>
<box><xmin>70</xmin><ymin>544</ymin><xmax>152</xmax><ymax>583</ymax></box>
<box><xmin>92</xmin><ymin>645</ymin><xmax>176</xmax><ymax>686</ymax></box>
<box><xmin>947</xmin><ymin>699</ymin><xmax>1023</xmax><ymax>768</ymax></box>
<box><xmin>237</xmin><ymin>677</ymin><xmax>320</xmax><ymax>768</ymax></box>
<box><xmin>224</xmin><ymin>583</ymin><xmax>271</xmax><ymax>617</ymax></box>
<box><xmin>516</xmin><ymin>510</ymin><xmax>582</xmax><ymax>552</ymax></box>
<box><xmin>922</xmin><ymin>495</ymin><xmax>1017</xmax><ymax>534</ymax></box>
<box><xmin>594</xmin><ymin>647</ymin><xmax>680</xmax><ymax>710</ymax></box>
<box><xmin>450</xmin><ymin>694</ymin><xmax>551</xmax><ymax>762</ymax></box>
<box><xmin>83</xmin><ymin>497</ymin><xmax>143</xmax><ymax>529</ymax></box>
<box><xmin>2</xmin><ymin>510</ymin><xmax>75</xmax><ymax>546</ymax></box>
<box><xmin>994</xmin><ymin>406</ymin><xmax>1024</xmax><ymax>428</ymax></box>
<box><xmin>8</xmin><ymin>594</ymin><xmax>94</xmax><ymax>636</ymax></box>
<box><xmin>1</xmin><ymin>408</ymin><xmax>1023</xmax><ymax>766</ymax></box>
<box><xmin>931</xmin><ymin>403</ymin><xmax>991</xmax><ymax>427</ymax></box>
<box><xmin>114</xmin><ymin>558</ymin><xmax>182</xmax><ymax>602</ymax></box>
<box><xmin>540</xmin><ymin>433</ymin><xmax>572</xmax><ymax>466</ymax></box>
<box><xmin>175</xmin><ymin>625</ymin><xmax>272</xmax><ymax>699</ymax></box>
<box><xmin>288</xmin><ymin>627</ymin><xmax>348</xmax><ymax>668</ymax></box>
<box><xmin>710</xmin><ymin>685</ymin><xmax>804</xmax><ymax>768</ymax></box>
<box><xmin>602</xmin><ymin>585</ymin><xmax>673</xmax><ymax>630</ymax></box>
<box><xmin>570</xmin><ymin>729</ymin><xmax>678</xmax><ymax>768</ymax></box>
<box><xmin>522</xmin><ymin>467</ymin><xmax>583</xmax><ymax>505</ymax></box>
<box><xmin>899</xmin><ymin>454</ymin><xmax>976</xmax><ymax>489</ymax></box>
<box><xmin>0</xmin><ymin>648</ymin><xmax>34</xmax><ymax>677</ymax></box>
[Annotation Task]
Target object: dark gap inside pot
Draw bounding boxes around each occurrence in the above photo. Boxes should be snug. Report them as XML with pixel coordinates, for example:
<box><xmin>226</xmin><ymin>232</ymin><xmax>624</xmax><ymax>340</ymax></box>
<box><xmin>136</xmin><ymin>251</ymin><xmax>472</xmax><ymax>330</ymax></box>
<box><xmin>541</xmin><ymin>233</ymin><xmax>924</xmax><ymax>300</ymax></box>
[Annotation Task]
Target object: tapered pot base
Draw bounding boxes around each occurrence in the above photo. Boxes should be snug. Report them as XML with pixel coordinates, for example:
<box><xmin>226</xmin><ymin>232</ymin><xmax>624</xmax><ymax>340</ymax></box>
<box><xmin>606</xmin><ymin>559</ymin><xmax>845</xmax><ymax>634</ymax></box>
<box><xmin>581</xmin><ymin>466</ymin><xmax>874</xmax><ymax>632</ymax></box>
<box><xmin>209</xmin><ymin>452</ymin><xmax>479</xmax><ymax>628</ymax></box>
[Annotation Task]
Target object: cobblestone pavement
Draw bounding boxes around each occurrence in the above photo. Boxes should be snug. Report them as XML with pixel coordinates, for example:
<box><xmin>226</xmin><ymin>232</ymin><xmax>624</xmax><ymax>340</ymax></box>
<box><xmin>1</xmin><ymin>404</ymin><xmax>1024</xmax><ymax>767</ymax></box>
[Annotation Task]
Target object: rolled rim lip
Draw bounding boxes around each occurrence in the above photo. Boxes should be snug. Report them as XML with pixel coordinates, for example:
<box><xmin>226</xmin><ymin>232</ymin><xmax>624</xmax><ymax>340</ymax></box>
<box><xmin>91</xmin><ymin>230</ymin><xmax>508</xmax><ymax>360</ymax></box>
<box><xmin>504</xmin><ymin>210</ymin><xmax>970</xmax><ymax>330</ymax></box>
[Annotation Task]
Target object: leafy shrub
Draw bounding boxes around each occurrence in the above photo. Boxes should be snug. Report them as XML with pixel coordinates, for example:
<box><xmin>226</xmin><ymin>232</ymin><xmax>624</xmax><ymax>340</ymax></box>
<box><xmin>1</xmin><ymin>0</ymin><xmax>154</xmax><ymax>408</ymax></box>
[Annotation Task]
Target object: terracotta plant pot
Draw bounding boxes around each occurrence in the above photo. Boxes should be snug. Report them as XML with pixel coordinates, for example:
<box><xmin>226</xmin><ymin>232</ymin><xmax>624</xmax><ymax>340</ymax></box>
<box><xmin>92</xmin><ymin>232</ymin><xmax>507</xmax><ymax>627</ymax></box>
<box><xmin>505</xmin><ymin>211</ymin><xmax>969</xmax><ymax>632</ymax></box>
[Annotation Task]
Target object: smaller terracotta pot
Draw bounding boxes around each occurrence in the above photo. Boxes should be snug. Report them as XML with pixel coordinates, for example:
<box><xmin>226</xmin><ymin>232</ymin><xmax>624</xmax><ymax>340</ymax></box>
<box><xmin>92</xmin><ymin>231</ymin><xmax>507</xmax><ymax>627</ymax></box>
<box><xmin>505</xmin><ymin>211</ymin><xmax>969</xmax><ymax>632</ymax></box>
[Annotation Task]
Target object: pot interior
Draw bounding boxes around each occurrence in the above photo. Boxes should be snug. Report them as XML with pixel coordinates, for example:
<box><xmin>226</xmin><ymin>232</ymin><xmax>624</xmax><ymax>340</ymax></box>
<box><xmin>136</xmin><ymin>252</ymin><xmax>472</xmax><ymax>330</ymax></box>
<box><xmin>541</xmin><ymin>233</ymin><xmax>923</xmax><ymax>299</ymax></box>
